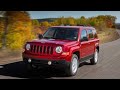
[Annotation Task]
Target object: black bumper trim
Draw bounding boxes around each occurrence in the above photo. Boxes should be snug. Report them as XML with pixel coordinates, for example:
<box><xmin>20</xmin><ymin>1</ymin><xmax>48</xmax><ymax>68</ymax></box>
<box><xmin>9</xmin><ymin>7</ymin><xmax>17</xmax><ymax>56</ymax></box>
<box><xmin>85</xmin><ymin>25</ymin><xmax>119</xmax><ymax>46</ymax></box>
<box><xmin>23</xmin><ymin>58</ymin><xmax>70</xmax><ymax>67</ymax></box>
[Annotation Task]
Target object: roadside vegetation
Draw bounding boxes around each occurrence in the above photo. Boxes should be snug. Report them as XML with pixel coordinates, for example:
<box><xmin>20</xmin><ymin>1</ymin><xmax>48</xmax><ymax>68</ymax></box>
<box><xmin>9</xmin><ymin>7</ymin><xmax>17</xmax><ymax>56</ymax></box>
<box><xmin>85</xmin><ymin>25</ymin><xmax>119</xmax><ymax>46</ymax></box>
<box><xmin>97</xmin><ymin>28</ymin><xmax>120</xmax><ymax>44</ymax></box>
<box><xmin>0</xmin><ymin>11</ymin><xmax>119</xmax><ymax>61</ymax></box>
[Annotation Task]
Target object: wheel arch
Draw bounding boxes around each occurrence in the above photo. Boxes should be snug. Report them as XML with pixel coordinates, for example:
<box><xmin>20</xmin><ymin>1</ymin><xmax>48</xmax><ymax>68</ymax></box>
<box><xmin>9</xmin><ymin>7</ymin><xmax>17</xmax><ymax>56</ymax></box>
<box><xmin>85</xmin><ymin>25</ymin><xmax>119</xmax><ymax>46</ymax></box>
<box><xmin>73</xmin><ymin>51</ymin><xmax>80</xmax><ymax>60</ymax></box>
<box><xmin>96</xmin><ymin>46</ymin><xmax>99</xmax><ymax>53</ymax></box>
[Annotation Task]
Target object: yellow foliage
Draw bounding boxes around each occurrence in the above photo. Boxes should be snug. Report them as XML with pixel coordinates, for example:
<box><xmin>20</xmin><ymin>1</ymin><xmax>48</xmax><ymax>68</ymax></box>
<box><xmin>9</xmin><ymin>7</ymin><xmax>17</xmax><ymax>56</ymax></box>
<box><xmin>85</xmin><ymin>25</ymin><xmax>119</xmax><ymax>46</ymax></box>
<box><xmin>0</xmin><ymin>43</ymin><xmax>2</xmax><ymax>48</ymax></box>
<box><xmin>0</xmin><ymin>20</ymin><xmax>4</xmax><ymax>48</ymax></box>
<box><xmin>41</xmin><ymin>21</ymin><xmax>50</xmax><ymax>27</ymax></box>
<box><xmin>6</xmin><ymin>21</ymin><xmax>33</xmax><ymax>50</ymax></box>
<box><xmin>0</xmin><ymin>34</ymin><xmax>2</xmax><ymax>48</ymax></box>
<box><xmin>32</xmin><ymin>26</ymin><xmax>43</xmax><ymax>35</ymax></box>
<box><xmin>6</xmin><ymin>33</ymin><xmax>24</xmax><ymax>50</ymax></box>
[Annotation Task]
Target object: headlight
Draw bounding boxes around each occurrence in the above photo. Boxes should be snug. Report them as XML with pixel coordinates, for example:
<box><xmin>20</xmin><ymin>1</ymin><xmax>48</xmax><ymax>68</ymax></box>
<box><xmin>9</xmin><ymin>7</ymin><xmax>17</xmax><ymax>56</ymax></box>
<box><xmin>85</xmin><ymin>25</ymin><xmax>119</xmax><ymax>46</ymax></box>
<box><xmin>26</xmin><ymin>44</ymin><xmax>30</xmax><ymax>50</ymax></box>
<box><xmin>55</xmin><ymin>46</ymin><xmax>62</xmax><ymax>53</ymax></box>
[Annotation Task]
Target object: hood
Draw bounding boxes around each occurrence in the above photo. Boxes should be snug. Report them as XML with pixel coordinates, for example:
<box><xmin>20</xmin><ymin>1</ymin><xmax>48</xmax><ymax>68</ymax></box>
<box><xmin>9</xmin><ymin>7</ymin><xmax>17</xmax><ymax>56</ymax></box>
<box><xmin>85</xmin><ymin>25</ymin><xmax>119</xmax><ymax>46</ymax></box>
<box><xmin>28</xmin><ymin>39</ymin><xmax>78</xmax><ymax>46</ymax></box>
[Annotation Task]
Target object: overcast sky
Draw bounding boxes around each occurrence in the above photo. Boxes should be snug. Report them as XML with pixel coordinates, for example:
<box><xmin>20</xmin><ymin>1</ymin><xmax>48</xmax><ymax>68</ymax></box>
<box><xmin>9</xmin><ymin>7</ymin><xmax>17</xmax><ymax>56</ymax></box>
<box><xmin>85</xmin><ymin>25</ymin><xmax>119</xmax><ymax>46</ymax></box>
<box><xmin>29</xmin><ymin>11</ymin><xmax>120</xmax><ymax>23</ymax></box>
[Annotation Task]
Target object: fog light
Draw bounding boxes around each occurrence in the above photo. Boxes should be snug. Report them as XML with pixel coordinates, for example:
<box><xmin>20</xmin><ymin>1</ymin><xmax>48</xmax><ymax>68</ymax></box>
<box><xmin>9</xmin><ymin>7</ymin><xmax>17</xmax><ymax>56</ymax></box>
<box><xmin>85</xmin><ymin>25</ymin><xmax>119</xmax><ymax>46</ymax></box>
<box><xmin>48</xmin><ymin>61</ymin><xmax>52</xmax><ymax>65</ymax></box>
<box><xmin>28</xmin><ymin>59</ymin><xmax>31</xmax><ymax>63</ymax></box>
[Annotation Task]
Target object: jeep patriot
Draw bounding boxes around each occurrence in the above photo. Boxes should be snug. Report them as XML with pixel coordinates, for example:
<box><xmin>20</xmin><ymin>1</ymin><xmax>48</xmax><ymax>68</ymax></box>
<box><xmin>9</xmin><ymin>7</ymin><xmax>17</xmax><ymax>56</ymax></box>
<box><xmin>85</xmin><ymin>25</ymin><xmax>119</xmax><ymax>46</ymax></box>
<box><xmin>22</xmin><ymin>26</ymin><xmax>99</xmax><ymax>76</ymax></box>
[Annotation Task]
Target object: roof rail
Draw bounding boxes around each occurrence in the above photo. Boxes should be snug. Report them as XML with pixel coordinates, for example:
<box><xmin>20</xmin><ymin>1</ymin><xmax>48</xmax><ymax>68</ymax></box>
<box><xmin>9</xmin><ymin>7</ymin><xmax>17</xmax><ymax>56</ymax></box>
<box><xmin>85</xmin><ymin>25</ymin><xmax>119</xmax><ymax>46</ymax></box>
<box><xmin>60</xmin><ymin>24</ymin><xmax>92</xmax><ymax>27</ymax></box>
<box><xmin>60</xmin><ymin>24</ymin><xmax>71</xmax><ymax>26</ymax></box>
<box><xmin>77</xmin><ymin>24</ymin><xmax>86</xmax><ymax>26</ymax></box>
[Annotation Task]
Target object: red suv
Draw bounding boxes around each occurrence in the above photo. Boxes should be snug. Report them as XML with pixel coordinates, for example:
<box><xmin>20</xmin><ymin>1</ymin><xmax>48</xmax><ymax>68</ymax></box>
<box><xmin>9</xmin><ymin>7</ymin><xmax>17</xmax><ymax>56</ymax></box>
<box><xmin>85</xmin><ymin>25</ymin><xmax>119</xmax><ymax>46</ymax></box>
<box><xmin>22</xmin><ymin>26</ymin><xmax>99</xmax><ymax>76</ymax></box>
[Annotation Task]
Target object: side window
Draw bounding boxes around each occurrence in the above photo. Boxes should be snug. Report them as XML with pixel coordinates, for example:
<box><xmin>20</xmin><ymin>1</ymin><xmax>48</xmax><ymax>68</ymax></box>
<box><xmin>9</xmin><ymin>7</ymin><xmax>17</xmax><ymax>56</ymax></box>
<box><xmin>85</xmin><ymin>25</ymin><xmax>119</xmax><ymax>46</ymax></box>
<box><xmin>93</xmin><ymin>29</ymin><xmax>98</xmax><ymax>38</ymax></box>
<box><xmin>80</xmin><ymin>30</ymin><xmax>88</xmax><ymax>42</ymax></box>
<box><xmin>87</xmin><ymin>29</ymin><xmax>94</xmax><ymax>39</ymax></box>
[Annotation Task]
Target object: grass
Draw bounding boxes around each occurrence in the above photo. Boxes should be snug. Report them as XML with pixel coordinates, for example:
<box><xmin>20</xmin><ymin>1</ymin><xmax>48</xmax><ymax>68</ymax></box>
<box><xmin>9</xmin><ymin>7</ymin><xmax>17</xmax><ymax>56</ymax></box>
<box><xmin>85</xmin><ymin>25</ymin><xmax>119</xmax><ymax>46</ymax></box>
<box><xmin>97</xmin><ymin>28</ymin><xmax>120</xmax><ymax>44</ymax></box>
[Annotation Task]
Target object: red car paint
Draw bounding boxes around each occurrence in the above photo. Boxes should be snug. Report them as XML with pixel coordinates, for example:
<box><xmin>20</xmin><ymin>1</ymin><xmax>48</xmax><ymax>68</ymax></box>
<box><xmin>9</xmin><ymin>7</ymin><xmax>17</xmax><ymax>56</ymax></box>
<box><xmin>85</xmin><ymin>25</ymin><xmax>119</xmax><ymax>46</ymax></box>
<box><xmin>22</xmin><ymin>26</ymin><xmax>99</xmax><ymax>65</ymax></box>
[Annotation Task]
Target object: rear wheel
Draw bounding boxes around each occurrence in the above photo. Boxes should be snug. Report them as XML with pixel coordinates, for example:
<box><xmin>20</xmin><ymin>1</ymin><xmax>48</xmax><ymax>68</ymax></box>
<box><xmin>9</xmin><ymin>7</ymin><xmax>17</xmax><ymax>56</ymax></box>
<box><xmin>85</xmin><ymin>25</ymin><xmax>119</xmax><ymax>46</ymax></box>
<box><xmin>90</xmin><ymin>49</ymin><xmax>99</xmax><ymax>65</ymax></box>
<box><xmin>66</xmin><ymin>54</ymin><xmax>79</xmax><ymax>76</ymax></box>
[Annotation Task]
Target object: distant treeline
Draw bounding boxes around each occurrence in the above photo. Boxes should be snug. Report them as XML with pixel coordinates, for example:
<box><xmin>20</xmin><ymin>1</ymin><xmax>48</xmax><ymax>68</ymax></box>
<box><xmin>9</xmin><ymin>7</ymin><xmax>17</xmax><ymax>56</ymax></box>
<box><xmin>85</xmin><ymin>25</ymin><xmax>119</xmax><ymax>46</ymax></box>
<box><xmin>32</xmin><ymin>15</ymin><xmax>117</xmax><ymax>32</ymax></box>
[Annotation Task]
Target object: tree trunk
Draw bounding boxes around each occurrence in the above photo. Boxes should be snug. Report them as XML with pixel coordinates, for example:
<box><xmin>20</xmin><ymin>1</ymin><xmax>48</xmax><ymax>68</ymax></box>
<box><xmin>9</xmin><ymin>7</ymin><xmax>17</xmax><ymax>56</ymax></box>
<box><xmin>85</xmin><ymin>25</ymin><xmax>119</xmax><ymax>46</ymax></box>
<box><xmin>2</xmin><ymin>17</ymin><xmax>8</xmax><ymax>49</ymax></box>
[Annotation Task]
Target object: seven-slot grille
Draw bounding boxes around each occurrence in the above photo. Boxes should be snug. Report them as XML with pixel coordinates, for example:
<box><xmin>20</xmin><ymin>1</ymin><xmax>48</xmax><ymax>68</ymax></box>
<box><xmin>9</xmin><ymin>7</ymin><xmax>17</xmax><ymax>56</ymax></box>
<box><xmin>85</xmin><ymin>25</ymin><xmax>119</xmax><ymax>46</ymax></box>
<box><xmin>30</xmin><ymin>44</ymin><xmax>53</xmax><ymax>55</ymax></box>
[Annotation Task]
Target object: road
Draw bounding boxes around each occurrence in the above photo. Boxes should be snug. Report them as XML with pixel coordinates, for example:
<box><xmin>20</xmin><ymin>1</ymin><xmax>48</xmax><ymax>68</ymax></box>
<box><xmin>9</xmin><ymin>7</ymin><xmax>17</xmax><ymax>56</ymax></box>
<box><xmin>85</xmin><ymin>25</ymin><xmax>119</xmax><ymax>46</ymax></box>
<box><xmin>0</xmin><ymin>30</ymin><xmax>120</xmax><ymax>79</ymax></box>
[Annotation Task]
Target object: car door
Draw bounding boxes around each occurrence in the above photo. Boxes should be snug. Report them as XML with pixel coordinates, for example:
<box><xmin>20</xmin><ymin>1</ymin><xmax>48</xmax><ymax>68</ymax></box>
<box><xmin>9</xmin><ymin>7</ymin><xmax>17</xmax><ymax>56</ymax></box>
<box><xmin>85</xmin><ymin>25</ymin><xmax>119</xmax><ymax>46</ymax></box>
<box><xmin>87</xmin><ymin>29</ymin><xmax>95</xmax><ymax>55</ymax></box>
<box><xmin>80</xmin><ymin>29</ymin><xmax>90</xmax><ymax>58</ymax></box>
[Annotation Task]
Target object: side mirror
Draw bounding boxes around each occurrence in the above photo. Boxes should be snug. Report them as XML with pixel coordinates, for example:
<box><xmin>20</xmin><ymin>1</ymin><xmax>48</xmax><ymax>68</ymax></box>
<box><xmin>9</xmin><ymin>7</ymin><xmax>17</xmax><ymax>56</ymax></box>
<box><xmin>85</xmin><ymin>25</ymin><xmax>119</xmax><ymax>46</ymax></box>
<box><xmin>38</xmin><ymin>34</ymin><xmax>43</xmax><ymax>39</ymax></box>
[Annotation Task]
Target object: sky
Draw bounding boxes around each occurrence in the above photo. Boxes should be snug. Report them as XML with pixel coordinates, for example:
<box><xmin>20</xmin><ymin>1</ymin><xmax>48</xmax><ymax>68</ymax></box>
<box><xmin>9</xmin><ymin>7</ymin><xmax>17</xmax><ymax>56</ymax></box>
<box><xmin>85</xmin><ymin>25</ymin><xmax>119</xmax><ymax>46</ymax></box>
<box><xmin>29</xmin><ymin>11</ymin><xmax>120</xmax><ymax>23</ymax></box>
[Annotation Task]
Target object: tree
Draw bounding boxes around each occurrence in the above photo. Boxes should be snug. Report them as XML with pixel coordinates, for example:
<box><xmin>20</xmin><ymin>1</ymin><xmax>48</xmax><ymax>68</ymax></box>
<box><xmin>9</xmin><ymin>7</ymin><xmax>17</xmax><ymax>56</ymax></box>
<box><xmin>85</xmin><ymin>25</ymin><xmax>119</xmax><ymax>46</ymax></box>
<box><xmin>105</xmin><ymin>15</ymin><xmax>117</xmax><ymax>28</ymax></box>
<box><xmin>41</xmin><ymin>21</ymin><xmax>50</xmax><ymax>27</ymax></box>
<box><xmin>32</xmin><ymin>19</ymin><xmax>40</xmax><ymax>26</ymax></box>
<box><xmin>0</xmin><ymin>11</ymin><xmax>33</xmax><ymax>50</ymax></box>
<box><xmin>76</xmin><ymin>16</ymin><xmax>87</xmax><ymax>25</ymax></box>
<box><xmin>0</xmin><ymin>11</ymin><xmax>9</xmax><ymax>49</ymax></box>
<box><xmin>66</xmin><ymin>17</ymin><xmax>76</xmax><ymax>25</ymax></box>
<box><xmin>55</xmin><ymin>16</ymin><xmax>66</xmax><ymax>25</ymax></box>
<box><xmin>0</xmin><ymin>17</ymin><xmax>4</xmax><ymax>48</ymax></box>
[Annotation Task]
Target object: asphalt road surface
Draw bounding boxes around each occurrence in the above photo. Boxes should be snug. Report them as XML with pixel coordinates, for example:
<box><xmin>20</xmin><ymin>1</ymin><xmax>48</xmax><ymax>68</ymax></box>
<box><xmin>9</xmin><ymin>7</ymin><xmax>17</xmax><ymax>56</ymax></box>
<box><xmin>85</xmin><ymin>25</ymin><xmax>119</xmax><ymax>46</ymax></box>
<box><xmin>0</xmin><ymin>30</ymin><xmax>120</xmax><ymax>79</ymax></box>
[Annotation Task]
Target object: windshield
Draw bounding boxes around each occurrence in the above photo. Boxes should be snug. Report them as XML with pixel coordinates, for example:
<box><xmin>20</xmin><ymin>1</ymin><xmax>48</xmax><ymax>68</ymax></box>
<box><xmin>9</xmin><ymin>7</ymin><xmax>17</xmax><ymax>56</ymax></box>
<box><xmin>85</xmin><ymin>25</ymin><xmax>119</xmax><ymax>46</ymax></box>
<box><xmin>43</xmin><ymin>27</ymin><xmax>79</xmax><ymax>41</ymax></box>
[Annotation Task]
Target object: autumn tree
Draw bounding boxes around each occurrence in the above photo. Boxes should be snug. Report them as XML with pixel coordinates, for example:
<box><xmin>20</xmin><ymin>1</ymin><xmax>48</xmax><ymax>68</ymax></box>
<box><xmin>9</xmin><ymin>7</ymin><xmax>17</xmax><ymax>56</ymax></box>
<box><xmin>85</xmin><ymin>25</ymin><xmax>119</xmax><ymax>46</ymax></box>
<box><xmin>41</xmin><ymin>21</ymin><xmax>50</xmax><ymax>27</ymax></box>
<box><xmin>49</xmin><ymin>22</ymin><xmax>57</xmax><ymax>26</ymax></box>
<box><xmin>32</xmin><ymin>19</ymin><xmax>40</xmax><ymax>26</ymax></box>
<box><xmin>0</xmin><ymin>11</ymin><xmax>9</xmax><ymax>49</ymax></box>
<box><xmin>96</xmin><ymin>15</ymin><xmax>117</xmax><ymax>28</ymax></box>
<box><xmin>32</xmin><ymin>19</ymin><xmax>42</xmax><ymax>37</ymax></box>
<box><xmin>65</xmin><ymin>17</ymin><xmax>76</xmax><ymax>25</ymax></box>
<box><xmin>105</xmin><ymin>15</ymin><xmax>117</xmax><ymax>28</ymax></box>
<box><xmin>55</xmin><ymin>16</ymin><xmax>66</xmax><ymax>25</ymax></box>
<box><xmin>40</xmin><ymin>21</ymin><xmax>51</xmax><ymax>33</ymax></box>
<box><xmin>0</xmin><ymin>17</ymin><xmax>4</xmax><ymax>48</ymax></box>
<box><xmin>0</xmin><ymin>11</ymin><xmax>33</xmax><ymax>50</ymax></box>
<box><xmin>76</xmin><ymin>16</ymin><xmax>88</xmax><ymax>25</ymax></box>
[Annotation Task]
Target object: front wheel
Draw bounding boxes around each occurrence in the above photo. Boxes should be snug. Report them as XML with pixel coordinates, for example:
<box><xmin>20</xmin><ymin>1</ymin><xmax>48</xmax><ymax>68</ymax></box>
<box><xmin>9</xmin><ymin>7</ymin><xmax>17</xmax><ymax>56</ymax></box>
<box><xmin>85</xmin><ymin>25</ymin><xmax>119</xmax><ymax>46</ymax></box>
<box><xmin>66</xmin><ymin>54</ymin><xmax>79</xmax><ymax>76</ymax></box>
<box><xmin>90</xmin><ymin>49</ymin><xmax>99</xmax><ymax>65</ymax></box>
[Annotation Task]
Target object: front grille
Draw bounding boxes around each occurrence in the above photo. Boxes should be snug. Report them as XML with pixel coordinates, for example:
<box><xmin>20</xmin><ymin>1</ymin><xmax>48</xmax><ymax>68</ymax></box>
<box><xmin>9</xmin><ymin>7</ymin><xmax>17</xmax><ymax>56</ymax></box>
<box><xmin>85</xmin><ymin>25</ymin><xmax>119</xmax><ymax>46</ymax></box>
<box><xmin>30</xmin><ymin>44</ymin><xmax>53</xmax><ymax>55</ymax></box>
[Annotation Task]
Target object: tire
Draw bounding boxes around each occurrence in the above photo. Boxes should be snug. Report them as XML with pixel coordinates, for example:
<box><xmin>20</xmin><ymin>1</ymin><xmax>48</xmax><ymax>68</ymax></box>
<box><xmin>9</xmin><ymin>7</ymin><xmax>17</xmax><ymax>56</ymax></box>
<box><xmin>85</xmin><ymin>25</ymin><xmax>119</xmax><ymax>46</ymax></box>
<box><xmin>66</xmin><ymin>54</ymin><xmax>79</xmax><ymax>76</ymax></box>
<box><xmin>90</xmin><ymin>49</ymin><xmax>99</xmax><ymax>65</ymax></box>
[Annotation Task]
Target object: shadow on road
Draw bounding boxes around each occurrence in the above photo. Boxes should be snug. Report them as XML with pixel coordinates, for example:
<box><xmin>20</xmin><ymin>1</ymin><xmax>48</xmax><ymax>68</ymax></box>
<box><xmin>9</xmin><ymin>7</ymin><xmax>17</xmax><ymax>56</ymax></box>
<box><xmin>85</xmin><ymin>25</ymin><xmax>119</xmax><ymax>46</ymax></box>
<box><xmin>0</xmin><ymin>61</ymin><xmax>91</xmax><ymax>79</ymax></box>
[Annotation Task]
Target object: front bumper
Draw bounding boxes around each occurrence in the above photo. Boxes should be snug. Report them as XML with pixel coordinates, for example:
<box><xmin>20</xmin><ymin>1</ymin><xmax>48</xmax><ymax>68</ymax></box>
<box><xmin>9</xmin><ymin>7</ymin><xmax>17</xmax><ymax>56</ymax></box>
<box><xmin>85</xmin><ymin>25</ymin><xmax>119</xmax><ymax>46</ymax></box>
<box><xmin>23</xmin><ymin>58</ymin><xmax>70</xmax><ymax>68</ymax></box>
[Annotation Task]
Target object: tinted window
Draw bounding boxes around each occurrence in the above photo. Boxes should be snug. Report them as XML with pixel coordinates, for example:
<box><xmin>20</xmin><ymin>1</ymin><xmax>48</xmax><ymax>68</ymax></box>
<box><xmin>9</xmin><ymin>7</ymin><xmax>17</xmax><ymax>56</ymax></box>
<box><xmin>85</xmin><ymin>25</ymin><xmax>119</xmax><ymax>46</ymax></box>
<box><xmin>92</xmin><ymin>29</ymin><xmax>98</xmax><ymax>38</ymax></box>
<box><xmin>43</xmin><ymin>27</ymin><xmax>79</xmax><ymax>40</ymax></box>
<box><xmin>87</xmin><ymin>29</ymin><xmax>94</xmax><ymax>39</ymax></box>
<box><xmin>81</xmin><ymin>30</ymin><xmax>88</xmax><ymax>42</ymax></box>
